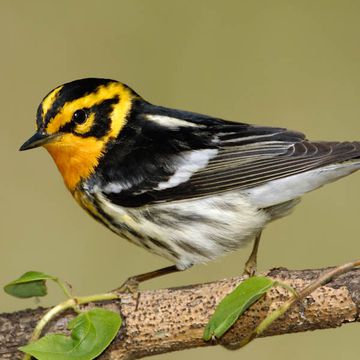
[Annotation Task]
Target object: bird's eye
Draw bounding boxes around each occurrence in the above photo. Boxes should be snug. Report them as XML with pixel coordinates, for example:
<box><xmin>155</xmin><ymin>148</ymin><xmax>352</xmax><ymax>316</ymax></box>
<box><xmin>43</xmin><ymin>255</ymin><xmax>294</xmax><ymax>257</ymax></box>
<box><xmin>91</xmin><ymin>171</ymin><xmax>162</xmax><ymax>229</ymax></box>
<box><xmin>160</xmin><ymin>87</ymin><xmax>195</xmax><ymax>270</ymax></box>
<box><xmin>72</xmin><ymin>109</ymin><xmax>88</xmax><ymax>124</ymax></box>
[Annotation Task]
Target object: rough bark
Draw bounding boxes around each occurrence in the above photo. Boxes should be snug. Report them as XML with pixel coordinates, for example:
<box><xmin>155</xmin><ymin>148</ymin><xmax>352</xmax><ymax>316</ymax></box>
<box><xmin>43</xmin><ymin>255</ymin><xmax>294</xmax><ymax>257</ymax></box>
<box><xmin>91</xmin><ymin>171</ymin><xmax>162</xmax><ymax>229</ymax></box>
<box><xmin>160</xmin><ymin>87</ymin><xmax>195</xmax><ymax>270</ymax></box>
<box><xmin>0</xmin><ymin>267</ymin><xmax>359</xmax><ymax>359</ymax></box>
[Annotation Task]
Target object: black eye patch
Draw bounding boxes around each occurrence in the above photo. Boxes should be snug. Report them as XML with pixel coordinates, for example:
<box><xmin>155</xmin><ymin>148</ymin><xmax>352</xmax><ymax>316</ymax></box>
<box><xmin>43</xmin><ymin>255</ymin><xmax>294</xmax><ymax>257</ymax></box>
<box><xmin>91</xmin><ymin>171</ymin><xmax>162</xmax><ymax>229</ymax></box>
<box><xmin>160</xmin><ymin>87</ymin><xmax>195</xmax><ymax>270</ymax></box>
<box><xmin>72</xmin><ymin>109</ymin><xmax>88</xmax><ymax>124</ymax></box>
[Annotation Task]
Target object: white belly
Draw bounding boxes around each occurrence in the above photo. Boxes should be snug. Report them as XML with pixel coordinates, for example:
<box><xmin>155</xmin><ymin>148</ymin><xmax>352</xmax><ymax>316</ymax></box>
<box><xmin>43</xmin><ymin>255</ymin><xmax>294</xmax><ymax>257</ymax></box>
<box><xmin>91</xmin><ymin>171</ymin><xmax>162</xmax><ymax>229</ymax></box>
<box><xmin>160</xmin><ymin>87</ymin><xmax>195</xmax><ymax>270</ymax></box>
<box><xmin>92</xmin><ymin>191</ymin><xmax>270</xmax><ymax>269</ymax></box>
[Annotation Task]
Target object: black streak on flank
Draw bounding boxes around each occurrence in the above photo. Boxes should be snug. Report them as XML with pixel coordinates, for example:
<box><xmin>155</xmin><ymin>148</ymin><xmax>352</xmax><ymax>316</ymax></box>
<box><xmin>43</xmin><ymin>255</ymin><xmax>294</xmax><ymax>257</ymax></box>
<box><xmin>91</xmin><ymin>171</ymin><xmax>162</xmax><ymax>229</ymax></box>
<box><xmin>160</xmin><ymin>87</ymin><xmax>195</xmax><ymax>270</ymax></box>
<box><xmin>147</xmin><ymin>236</ymin><xmax>180</xmax><ymax>260</ymax></box>
<box><xmin>176</xmin><ymin>240</ymin><xmax>209</xmax><ymax>258</ymax></box>
<box><xmin>90</xmin><ymin>193</ymin><xmax>147</xmax><ymax>242</ymax></box>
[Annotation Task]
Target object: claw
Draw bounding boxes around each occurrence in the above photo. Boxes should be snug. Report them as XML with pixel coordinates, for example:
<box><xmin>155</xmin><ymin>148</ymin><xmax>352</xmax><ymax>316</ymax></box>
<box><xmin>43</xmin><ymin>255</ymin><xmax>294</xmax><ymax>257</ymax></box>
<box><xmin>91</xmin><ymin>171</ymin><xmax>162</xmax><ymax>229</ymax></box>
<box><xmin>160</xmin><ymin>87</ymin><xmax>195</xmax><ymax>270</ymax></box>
<box><xmin>112</xmin><ymin>265</ymin><xmax>181</xmax><ymax>310</ymax></box>
<box><xmin>115</xmin><ymin>277</ymin><xmax>140</xmax><ymax>294</ymax></box>
<box><xmin>243</xmin><ymin>260</ymin><xmax>257</xmax><ymax>277</ymax></box>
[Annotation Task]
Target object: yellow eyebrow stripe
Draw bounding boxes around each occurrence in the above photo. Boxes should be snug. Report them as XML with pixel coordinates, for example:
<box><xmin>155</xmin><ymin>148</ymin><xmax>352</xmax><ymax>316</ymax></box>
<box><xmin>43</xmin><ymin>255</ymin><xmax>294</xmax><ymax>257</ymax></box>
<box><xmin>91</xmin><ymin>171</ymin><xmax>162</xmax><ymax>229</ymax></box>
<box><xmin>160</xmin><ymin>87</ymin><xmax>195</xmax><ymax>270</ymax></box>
<box><xmin>107</xmin><ymin>84</ymin><xmax>132</xmax><ymax>139</ymax></box>
<box><xmin>41</xmin><ymin>85</ymin><xmax>63</xmax><ymax>121</ymax></box>
<box><xmin>45</xmin><ymin>82</ymin><xmax>132</xmax><ymax>136</ymax></box>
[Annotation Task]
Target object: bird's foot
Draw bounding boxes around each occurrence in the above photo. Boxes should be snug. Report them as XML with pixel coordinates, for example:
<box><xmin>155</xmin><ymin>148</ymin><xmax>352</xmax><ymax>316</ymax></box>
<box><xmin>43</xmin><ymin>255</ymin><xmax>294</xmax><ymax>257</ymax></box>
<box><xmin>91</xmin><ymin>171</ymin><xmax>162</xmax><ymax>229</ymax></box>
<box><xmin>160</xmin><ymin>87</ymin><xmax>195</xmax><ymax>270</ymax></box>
<box><xmin>113</xmin><ymin>265</ymin><xmax>180</xmax><ymax>295</ymax></box>
<box><xmin>114</xmin><ymin>277</ymin><xmax>140</xmax><ymax>294</ymax></box>
<box><xmin>243</xmin><ymin>258</ymin><xmax>257</xmax><ymax>277</ymax></box>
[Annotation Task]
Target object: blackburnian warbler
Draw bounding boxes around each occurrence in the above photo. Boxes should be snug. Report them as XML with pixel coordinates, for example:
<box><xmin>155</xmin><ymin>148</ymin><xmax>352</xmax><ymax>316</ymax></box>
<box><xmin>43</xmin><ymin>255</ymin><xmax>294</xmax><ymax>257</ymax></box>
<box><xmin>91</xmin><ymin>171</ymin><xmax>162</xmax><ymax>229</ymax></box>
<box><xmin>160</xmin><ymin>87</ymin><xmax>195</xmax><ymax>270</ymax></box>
<box><xmin>20</xmin><ymin>78</ymin><xmax>360</xmax><ymax>286</ymax></box>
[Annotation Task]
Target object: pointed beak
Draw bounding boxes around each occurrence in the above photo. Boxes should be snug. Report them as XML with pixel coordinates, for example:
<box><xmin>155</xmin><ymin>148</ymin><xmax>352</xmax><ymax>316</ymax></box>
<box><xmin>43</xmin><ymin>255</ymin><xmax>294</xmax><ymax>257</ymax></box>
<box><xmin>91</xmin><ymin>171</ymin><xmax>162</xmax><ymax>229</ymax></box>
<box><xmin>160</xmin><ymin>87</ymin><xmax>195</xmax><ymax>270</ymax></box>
<box><xmin>19</xmin><ymin>132</ymin><xmax>59</xmax><ymax>151</ymax></box>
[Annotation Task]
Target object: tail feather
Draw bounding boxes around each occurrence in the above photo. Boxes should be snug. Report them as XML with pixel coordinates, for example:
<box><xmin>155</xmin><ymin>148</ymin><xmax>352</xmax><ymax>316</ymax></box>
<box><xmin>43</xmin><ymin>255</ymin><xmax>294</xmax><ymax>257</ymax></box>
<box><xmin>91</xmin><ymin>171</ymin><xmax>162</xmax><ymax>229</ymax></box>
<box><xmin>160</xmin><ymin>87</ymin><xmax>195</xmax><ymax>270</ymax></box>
<box><xmin>246</xmin><ymin>156</ymin><xmax>360</xmax><ymax>209</ymax></box>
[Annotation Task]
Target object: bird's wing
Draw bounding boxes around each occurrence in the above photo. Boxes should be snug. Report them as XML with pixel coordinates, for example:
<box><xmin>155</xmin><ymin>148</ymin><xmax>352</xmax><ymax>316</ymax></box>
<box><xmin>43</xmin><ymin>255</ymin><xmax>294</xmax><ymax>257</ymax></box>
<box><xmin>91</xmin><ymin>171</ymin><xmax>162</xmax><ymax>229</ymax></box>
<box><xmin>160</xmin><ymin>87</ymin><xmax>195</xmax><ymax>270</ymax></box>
<box><xmin>95</xmin><ymin>106</ymin><xmax>360</xmax><ymax>207</ymax></box>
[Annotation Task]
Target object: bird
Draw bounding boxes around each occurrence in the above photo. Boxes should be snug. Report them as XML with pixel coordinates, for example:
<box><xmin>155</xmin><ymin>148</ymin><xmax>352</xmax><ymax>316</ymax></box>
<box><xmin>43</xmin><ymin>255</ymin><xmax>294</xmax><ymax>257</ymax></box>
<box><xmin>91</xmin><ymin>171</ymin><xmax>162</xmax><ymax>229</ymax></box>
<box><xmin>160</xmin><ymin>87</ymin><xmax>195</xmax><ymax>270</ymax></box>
<box><xmin>20</xmin><ymin>78</ymin><xmax>360</xmax><ymax>289</ymax></box>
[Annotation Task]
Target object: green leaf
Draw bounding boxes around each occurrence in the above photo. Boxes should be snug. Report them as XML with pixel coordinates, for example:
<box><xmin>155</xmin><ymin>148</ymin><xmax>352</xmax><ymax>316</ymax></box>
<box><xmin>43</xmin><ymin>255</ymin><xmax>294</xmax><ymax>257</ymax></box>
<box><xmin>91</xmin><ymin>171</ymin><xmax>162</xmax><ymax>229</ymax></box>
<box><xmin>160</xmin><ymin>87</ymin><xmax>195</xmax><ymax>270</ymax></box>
<box><xmin>20</xmin><ymin>308</ymin><xmax>122</xmax><ymax>360</ymax></box>
<box><xmin>4</xmin><ymin>271</ymin><xmax>56</xmax><ymax>298</ymax></box>
<box><xmin>203</xmin><ymin>276</ymin><xmax>275</xmax><ymax>340</ymax></box>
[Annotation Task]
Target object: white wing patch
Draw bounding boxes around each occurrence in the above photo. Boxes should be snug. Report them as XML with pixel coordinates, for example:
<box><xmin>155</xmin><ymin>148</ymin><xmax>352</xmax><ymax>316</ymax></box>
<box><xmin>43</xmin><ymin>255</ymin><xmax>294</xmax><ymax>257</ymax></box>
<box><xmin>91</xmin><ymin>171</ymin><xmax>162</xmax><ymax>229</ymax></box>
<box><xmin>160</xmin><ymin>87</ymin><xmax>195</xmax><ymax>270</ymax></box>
<box><xmin>157</xmin><ymin>149</ymin><xmax>218</xmax><ymax>190</ymax></box>
<box><xmin>246</xmin><ymin>161</ymin><xmax>360</xmax><ymax>208</ymax></box>
<box><xmin>100</xmin><ymin>149</ymin><xmax>218</xmax><ymax>194</ymax></box>
<box><xmin>146</xmin><ymin>114</ymin><xmax>201</xmax><ymax>129</ymax></box>
<box><xmin>102</xmin><ymin>180</ymin><xmax>134</xmax><ymax>194</ymax></box>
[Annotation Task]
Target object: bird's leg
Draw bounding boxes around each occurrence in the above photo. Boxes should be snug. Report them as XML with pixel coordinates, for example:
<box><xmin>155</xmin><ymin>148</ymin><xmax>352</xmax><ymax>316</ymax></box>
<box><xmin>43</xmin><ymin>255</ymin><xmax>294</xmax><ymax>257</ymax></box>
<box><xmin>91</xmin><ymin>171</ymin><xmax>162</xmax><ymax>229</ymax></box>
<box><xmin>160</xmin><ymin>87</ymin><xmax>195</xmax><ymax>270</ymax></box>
<box><xmin>243</xmin><ymin>231</ymin><xmax>262</xmax><ymax>276</ymax></box>
<box><xmin>114</xmin><ymin>265</ymin><xmax>181</xmax><ymax>293</ymax></box>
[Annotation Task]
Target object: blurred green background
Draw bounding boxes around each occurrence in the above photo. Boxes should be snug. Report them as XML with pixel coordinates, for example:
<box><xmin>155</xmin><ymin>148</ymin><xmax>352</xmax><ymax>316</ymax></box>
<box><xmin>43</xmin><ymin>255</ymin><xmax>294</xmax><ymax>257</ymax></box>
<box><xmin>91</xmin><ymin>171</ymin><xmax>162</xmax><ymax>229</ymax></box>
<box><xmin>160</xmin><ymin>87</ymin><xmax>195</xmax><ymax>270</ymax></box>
<box><xmin>1</xmin><ymin>0</ymin><xmax>359</xmax><ymax>358</ymax></box>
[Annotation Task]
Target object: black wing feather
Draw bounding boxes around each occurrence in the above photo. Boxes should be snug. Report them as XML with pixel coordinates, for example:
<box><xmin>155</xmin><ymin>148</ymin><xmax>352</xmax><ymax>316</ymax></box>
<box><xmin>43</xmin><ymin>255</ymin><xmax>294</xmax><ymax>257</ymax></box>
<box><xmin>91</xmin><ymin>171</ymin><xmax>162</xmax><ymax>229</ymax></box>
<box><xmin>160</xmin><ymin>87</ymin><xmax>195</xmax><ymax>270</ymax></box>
<box><xmin>94</xmin><ymin>101</ymin><xmax>360</xmax><ymax>207</ymax></box>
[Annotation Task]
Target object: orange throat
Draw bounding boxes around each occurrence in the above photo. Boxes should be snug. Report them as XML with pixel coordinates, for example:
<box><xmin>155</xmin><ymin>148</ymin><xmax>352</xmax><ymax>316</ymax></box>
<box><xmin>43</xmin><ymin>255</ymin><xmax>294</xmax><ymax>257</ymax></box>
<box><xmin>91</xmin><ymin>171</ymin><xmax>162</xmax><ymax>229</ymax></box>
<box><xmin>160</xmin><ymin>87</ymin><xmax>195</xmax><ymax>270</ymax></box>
<box><xmin>44</xmin><ymin>134</ymin><xmax>104</xmax><ymax>192</ymax></box>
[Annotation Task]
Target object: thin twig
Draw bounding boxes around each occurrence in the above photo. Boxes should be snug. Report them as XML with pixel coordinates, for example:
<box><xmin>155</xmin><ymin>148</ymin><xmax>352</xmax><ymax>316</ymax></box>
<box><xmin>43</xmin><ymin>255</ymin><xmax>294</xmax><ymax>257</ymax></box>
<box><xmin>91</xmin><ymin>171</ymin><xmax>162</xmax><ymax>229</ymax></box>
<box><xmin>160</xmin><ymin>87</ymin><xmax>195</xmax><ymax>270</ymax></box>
<box><xmin>234</xmin><ymin>259</ymin><xmax>360</xmax><ymax>348</ymax></box>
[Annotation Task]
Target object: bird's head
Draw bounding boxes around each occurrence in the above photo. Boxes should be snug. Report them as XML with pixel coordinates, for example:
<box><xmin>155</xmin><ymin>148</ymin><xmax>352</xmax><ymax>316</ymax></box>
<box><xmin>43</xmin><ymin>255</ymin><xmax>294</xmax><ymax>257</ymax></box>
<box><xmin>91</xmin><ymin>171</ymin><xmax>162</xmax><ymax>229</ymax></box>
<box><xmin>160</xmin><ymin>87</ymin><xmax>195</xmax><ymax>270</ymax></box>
<box><xmin>20</xmin><ymin>78</ymin><xmax>138</xmax><ymax>192</ymax></box>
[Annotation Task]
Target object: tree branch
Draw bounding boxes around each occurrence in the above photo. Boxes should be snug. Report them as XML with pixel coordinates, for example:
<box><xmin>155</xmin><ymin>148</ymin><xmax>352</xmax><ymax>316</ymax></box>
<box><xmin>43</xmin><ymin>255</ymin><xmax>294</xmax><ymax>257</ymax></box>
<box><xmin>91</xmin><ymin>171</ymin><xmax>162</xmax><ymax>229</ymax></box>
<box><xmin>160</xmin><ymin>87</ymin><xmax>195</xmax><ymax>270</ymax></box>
<box><xmin>1</xmin><ymin>266</ymin><xmax>359</xmax><ymax>359</ymax></box>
